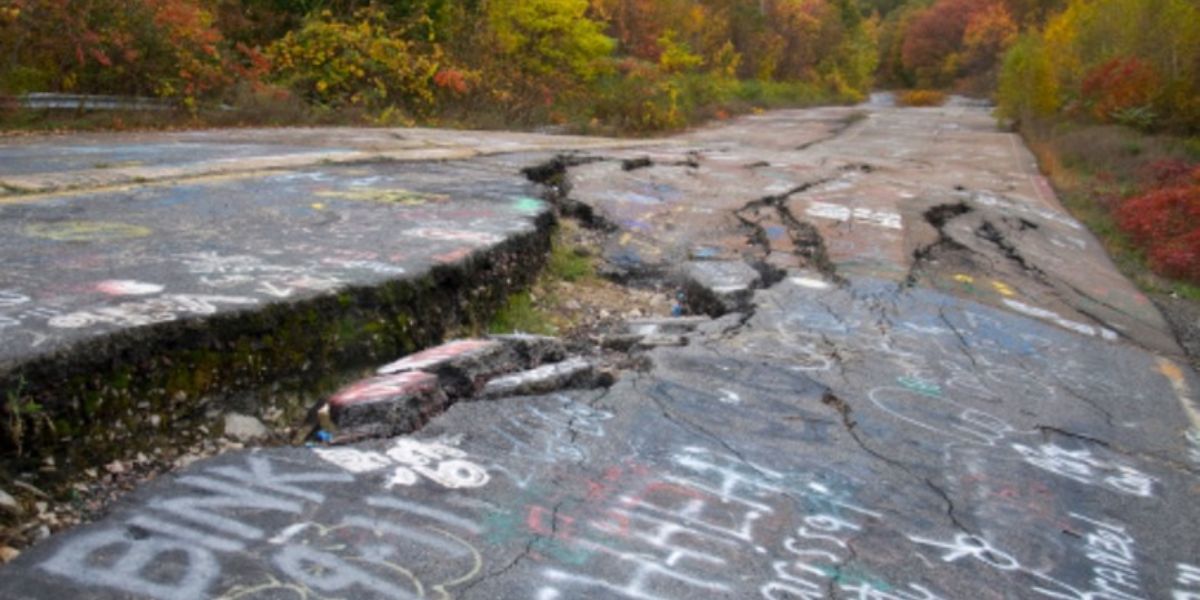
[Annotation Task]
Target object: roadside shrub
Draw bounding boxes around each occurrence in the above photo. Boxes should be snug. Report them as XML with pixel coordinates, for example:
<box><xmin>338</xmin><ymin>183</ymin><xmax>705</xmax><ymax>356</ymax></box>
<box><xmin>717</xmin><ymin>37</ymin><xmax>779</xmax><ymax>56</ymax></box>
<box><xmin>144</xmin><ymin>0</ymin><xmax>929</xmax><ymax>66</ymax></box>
<box><xmin>267</xmin><ymin>8</ymin><xmax>440</xmax><ymax>115</ymax></box>
<box><xmin>733</xmin><ymin>79</ymin><xmax>827</xmax><ymax>107</ymax></box>
<box><xmin>591</xmin><ymin>60</ymin><xmax>685</xmax><ymax>132</ymax></box>
<box><xmin>1116</xmin><ymin>165</ymin><xmax>1200</xmax><ymax>283</ymax></box>
<box><xmin>898</xmin><ymin>89</ymin><xmax>946</xmax><ymax>106</ymax></box>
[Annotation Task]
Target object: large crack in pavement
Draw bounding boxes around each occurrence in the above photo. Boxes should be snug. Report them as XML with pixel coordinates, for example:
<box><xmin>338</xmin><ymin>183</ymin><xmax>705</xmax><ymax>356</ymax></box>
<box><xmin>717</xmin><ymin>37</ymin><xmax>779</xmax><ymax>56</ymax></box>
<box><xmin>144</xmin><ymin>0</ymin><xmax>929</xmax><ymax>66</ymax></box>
<box><xmin>521</xmin><ymin>154</ymin><xmax>617</xmax><ymax>231</ymax></box>
<box><xmin>733</xmin><ymin>177</ymin><xmax>845</xmax><ymax>285</ymax></box>
<box><xmin>820</xmin><ymin>390</ymin><xmax>972</xmax><ymax>535</ymax></box>
<box><xmin>904</xmin><ymin>201</ymin><xmax>974</xmax><ymax>288</ymax></box>
<box><xmin>974</xmin><ymin>220</ymin><xmax>1049</xmax><ymax>280</ymax></box>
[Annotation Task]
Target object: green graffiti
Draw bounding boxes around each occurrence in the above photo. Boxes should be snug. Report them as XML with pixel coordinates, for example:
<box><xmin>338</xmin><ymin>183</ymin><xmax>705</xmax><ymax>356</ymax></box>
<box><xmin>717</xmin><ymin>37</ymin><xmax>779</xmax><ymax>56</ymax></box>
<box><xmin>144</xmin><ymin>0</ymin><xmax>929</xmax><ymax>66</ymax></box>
<box><xmin>513</xmin><ymin>196</ymin><xmax>545</xmax><ymax>215</ymax></box>
<box><xmin>898</xmin><ymin>376</ymin><xmax>941</xmax><ymax>397</ymax></box>
<box><xmin>818</xmin><ymin>564</ymin><xmax>895</xmax><ymax>591</ymax></box>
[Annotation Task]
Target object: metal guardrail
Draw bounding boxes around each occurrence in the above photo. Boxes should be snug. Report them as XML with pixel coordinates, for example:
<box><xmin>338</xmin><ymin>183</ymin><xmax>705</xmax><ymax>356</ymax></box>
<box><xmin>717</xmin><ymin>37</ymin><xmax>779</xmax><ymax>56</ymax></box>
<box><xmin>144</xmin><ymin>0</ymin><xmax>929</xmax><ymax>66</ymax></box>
<box><xmin>2</xmin><ymin>93</ymin><xmax>175</xmax><ymax>111</ymax></box>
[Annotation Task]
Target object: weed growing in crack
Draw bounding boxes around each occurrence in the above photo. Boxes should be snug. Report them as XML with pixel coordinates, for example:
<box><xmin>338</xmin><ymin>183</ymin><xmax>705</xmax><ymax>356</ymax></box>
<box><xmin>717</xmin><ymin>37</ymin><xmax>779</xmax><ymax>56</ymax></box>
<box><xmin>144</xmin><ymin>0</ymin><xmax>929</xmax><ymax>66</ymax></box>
<box><xmin>3</xmin><ymin>377</ymin><xmax>51</xmax><ymax>457</ymax></box>
<box><xmin>489</xmin><ymin>224</ymin><xmax>599</xmax><ymax>335</ymax></box>
<box><xmin>489</xmin><ymin>291</ymin><xmax>558</xmax><ymax>335</ymax></box>
<box><xmin>547</xmin><ymin>237</ymin><xmax>596</xmax><ymax>283</ymax></box>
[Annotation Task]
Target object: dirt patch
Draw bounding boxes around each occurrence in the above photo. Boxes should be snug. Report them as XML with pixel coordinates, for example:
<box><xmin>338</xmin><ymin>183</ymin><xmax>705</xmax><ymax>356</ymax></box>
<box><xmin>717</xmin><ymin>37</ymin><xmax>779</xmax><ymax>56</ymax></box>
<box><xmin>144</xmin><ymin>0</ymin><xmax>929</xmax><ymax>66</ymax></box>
<box><xmin>500</xmin><ymin>220</ymin><xmax>675</xmax><ymax>344</ymax></box>
<box><xmin>1152</xmin><ymin>293</ymin><xmax>1200</xmax><ymax>372</ymax></box>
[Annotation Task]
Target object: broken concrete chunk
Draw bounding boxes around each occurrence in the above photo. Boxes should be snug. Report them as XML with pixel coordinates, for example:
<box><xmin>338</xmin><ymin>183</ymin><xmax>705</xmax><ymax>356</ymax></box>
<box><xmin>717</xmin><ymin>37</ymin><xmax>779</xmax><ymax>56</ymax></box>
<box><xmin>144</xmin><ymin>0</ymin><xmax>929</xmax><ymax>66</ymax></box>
<box><xmin>682</xmin><ymin>260</ymin><xmax>761</xmax><ymax>315</ymax></box>
<box><xmin>481</xmin><ymin>357</ymin><xmax>597</xmax><ymax>399</ymax></box>
<box><xmin>328</xmin><ymin>371</ymin><xmax>448</xmax><ymax>439</ymax></box>
<box><xmin>625</xmin><ymin>316</ymin><xmax>711</xmax><ymax>336</ymax></box>
<box><xmin>222</xmin><ymin>413</ymin><xmax>270</xmax><ymax>442</ymax></box>
<box><xmin>489</xmin><ymin>333</ymin><xmax>568</xmax><ymax>366</ymax></box>
<box><xmin>377</xmin><ymin>339</ymin><xmax>504</xmax><ymax>375</ymax></box>
<box><xmin>377</xmin><ymin>338</ymin><xmax>524</xmax><ymax>397</ymax></box>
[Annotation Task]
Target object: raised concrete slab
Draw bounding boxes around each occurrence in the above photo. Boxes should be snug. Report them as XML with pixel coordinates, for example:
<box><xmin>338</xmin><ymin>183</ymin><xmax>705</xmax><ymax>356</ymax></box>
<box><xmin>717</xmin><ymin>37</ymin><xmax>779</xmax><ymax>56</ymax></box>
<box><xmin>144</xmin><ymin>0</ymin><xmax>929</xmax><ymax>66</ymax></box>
<box><xmin>328</xmin><ymin>370</ymin><xmax>446</xmax><ymax>439</ymax></box>
<box><xmin>0</xmin><ymin>149</ymin><xmax>566</xmax><ymax>479</ymax></box>
<box><xmin>0</xmin><ymin>160</ymin><xmax>544</xmax><ymax>364</ymax></box>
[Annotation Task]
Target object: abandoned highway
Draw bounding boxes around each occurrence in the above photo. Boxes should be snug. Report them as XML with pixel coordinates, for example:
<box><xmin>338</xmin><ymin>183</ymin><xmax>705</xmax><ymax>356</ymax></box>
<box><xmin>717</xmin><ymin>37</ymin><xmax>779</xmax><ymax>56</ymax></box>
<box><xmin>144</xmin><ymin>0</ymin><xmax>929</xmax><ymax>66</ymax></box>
<box><xmin>0</xmin><ymin>99</ymin><xmax>1198</xmax><ymax>599</ymax></box>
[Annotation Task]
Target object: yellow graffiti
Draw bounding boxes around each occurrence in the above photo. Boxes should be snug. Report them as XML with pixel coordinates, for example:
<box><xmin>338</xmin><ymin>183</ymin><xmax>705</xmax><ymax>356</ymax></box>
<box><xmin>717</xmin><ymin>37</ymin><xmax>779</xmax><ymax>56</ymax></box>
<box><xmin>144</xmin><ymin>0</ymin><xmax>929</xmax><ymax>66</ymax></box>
<box><xmin>1158</xmin><ymin>357</ymin><xmax>1200</xmax><ymax>429</ymax></box>
<box><xmin>991</xmin><ymin>280</ymin><xmax>1016</xmax><ymax>297</ymax></box>
<box><xmin>311</xmin><ymin>202</ymin><xmax>326</xmax><ymax>210</ymax></box>
<box><xmin>217</xmin><ymin>576</ymin><xmax>311</xmax><ymax>600</ymax></box>
<box><xmin>424</xmin><ymin>526</ymin><xmax>484</xmax><ymax>600</ymax></box>
<box><xmin>0</xmin><ymin>170</ymin><xmax>272</xmax><ymax>206</ymax></box>
<box><xmin>22</xmin><ymin>220</ymin><xmax>152</xmax><ymax>242</ymax></box>
<box><xmin>953</xmin><ymin>274</ymin><xmax>975</xmax><ymax>284</ymax></box>
<box><xmin>1158</xmin><ymin>358</ymin><xmax>1185</xmax><ymax>387</ymax></box>
<box><xmin>619</xmin><ymin>232</ymin><xmax>632</xmax><ymax>246</ymax></box>
<box><xmin>316</xmin><ymin>188</ymin><xmax>448</xmax><ymax>206</ymax></box>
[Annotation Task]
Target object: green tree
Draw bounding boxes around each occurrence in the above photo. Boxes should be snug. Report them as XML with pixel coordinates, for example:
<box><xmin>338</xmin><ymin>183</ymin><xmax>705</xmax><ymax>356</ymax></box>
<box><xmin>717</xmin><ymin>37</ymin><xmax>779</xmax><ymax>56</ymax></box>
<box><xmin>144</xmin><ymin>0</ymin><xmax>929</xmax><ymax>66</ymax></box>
<box><xmin>996</xmin><ymin>32</ymin><xmax>1058</xmax><ymax>122</ymax></box>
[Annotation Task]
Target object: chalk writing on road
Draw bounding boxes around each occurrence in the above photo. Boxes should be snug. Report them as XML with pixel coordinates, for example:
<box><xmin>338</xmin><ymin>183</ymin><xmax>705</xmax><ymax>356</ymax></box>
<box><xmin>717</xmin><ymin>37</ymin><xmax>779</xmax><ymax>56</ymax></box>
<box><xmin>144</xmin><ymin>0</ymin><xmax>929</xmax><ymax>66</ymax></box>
<box><xmin>1012</xmin><ymin>443</ymin><xmax>1156</xmax><ymax>498</ymax></box>
<box><xmin>47</xmin><ymin>294</ymin><xmax>259</xmax><ymax>328</ymax></box>
<box><xmin>315</xmin><ymin>438</ymin><xmax>490</xmax><ymax>490</ymax></box>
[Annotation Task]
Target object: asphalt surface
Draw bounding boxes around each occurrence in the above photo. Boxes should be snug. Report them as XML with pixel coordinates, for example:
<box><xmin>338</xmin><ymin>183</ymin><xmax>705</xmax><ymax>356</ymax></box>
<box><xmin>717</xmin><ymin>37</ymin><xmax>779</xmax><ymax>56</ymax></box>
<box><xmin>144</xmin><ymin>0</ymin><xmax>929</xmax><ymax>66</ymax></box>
<box><xmin>1</xmin><ymin>103</ymin><xmax>1199</xmax><ymax>600</ymax></box>
<box><xmin>0</xmin><ymin>160</ymin><xmax>545</xmax><ymax>363</ymax></box>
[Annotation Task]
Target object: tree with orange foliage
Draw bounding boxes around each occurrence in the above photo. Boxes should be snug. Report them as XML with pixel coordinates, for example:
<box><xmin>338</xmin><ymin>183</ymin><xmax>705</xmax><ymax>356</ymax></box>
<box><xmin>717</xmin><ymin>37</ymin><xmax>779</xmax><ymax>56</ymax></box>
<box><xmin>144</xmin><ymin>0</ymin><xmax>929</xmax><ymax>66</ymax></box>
<box><xmin>961</xmin><ymin>2</ymin><xmax>1016</xmax><ymax>76</ymax></box>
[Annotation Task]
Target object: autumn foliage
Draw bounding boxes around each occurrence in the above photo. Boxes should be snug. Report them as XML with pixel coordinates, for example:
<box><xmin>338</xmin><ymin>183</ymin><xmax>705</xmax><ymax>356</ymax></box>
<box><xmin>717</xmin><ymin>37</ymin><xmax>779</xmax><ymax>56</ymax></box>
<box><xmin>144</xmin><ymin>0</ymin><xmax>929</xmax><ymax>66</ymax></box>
<box><xmin>1116</xmin><ymin>164</ymin><xmax>1200</xmax><ymax>283</ymax></box>
<box><xmin>1079</xmin><ymin>58</ymin><xmax>1160</xmax><ymax>124</ymax></box>
<box><xmin>897</xmin><ymin>89</ymin><xmax>947</xmax><ymax>106</ymax></box>
<box><xmin>995</xmin><ymin>0</ymin><xmax>1200</xmax><ymax>132</ymax></box>
<box><xmin>0</xmin><ymin>0</ymin><xmax>231</xmax><ymax>107</ymax></box>
<box><xmin>880</xmin><ymin>0</ymin><xmax>1016</xmax><ymax>91</ymax></box>
<box><xmin>0</xmin><ymin>0</ymin><xmax>880</xmax><ymax>130</ymax></box>
<box><xmin>267</xmin><ymin>8</ymin><xmax>441</xmax><ymax>115</ymax></box>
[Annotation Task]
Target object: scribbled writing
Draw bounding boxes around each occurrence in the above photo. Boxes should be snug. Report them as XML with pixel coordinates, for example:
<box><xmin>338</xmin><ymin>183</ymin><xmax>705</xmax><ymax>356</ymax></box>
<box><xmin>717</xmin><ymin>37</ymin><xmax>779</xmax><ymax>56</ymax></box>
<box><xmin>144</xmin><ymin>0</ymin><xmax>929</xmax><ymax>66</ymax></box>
<box><xmin>315</xmin><ymin>438</ymin><xmax>490</xmax><ymax>490</ymax></box>
<box><xmin>1012</xmin><ymin>443</ymin><xmax>1156</xmax><ymax>498</ymax></box>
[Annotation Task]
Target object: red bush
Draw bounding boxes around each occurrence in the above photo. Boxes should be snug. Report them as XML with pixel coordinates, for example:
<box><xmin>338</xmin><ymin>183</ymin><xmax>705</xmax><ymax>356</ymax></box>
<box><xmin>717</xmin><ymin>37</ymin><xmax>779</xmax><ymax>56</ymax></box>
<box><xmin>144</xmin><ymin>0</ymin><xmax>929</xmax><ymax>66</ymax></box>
<box><xmin>1148</xmin><ymin>229</ymin><xmax>1200</xmax><ymax>281</ymax></box>
<box><xmin>1116</xmin><ymin>165</ymin><xmax>1200</xmax><ymax>282</ymax></box>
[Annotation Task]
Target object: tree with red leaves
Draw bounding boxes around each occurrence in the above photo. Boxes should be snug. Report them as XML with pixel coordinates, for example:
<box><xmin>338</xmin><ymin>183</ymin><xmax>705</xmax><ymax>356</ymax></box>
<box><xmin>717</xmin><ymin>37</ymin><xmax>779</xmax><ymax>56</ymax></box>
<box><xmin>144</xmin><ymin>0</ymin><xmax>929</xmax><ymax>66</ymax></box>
<box><xmin>1080</xmin><ymin>57</ymin><xmax>1161</xmax><ymax>124</ymax></box>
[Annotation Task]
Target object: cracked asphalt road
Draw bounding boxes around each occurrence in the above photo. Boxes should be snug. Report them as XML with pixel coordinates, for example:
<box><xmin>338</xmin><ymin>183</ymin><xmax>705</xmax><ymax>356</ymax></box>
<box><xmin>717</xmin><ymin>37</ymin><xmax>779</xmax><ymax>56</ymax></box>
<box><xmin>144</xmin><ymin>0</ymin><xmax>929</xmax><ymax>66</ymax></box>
<box><xmin>2</xmin><ymin>101</ymin><xmax>1200</xmax><ymax>600</ymax></box>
